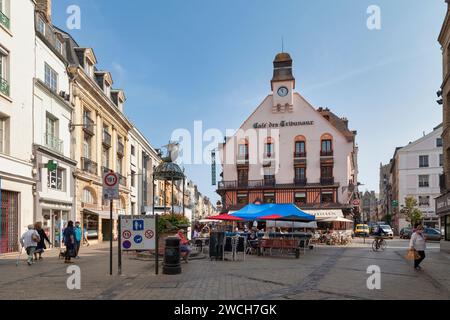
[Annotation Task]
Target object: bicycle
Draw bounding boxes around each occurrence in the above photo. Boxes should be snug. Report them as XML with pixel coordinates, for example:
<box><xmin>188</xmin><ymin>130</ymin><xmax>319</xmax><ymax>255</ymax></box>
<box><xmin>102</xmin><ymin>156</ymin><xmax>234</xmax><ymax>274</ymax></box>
<box><xmin>372</xmin><ymin>237</ymin><xmax>387</xmax><ymax>252</ymax></box>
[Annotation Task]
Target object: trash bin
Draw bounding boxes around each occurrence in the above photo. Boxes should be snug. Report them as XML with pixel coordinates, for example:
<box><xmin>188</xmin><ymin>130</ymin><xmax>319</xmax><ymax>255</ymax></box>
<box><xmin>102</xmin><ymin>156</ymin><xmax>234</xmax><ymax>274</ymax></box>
<box><xmin>163</xmin><ymin>237</ymin><xmax>181</xmax><ymax>275</ymax></box>
<box><xmin>209</xmin><ymin>231</ymin><xmax>225</xmax><ymax>260</ymax></box>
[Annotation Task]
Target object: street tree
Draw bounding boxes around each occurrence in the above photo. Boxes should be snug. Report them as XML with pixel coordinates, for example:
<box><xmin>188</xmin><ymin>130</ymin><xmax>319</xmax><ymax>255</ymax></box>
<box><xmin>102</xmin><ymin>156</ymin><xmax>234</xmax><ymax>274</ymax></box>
<box><xmin>401</xmin><ymin>197</ymin><xmax>423</xmax><ymax>226</ymax></box>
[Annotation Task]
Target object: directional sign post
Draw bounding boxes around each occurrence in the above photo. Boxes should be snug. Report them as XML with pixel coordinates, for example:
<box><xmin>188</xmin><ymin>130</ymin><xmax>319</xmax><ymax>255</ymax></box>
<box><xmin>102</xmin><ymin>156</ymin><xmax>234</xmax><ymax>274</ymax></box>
<box><xmin>103</xmin><ymin>171</ymin><xmax>119</xmax><ymax>276</ymax></box>
<box><xmin>119</xmin><ymin>215</ymin><xmax>158</xmax><ymax>274</ymax></box>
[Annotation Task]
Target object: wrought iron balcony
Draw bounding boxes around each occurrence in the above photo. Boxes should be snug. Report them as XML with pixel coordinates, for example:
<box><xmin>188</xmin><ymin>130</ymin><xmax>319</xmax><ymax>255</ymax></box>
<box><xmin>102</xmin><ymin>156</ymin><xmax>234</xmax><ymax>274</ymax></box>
<box><xmin>0</xmin><ymin>76</ymin><xmax>9</xmax><ymax>97</ymax></box>
<box><xmin>320</xmin><ymin>150</ymin><xmax>334</xmax><ymax>157</ymax></box>
<box><xmin>81</xmin><ymin>157</ymin><xmax>98</xmax><ymax>175</ymax></box>
<box><xmin>320</xmin><ymin>177</ymin><xmax>335</xmax><ymax>185</ymax></box>
<box><xmin>102</xmin><ymin>130</ymin><xmax>111</xmax><ymax>148</ymax></box>
<box><xmin>294</xmin><ymin>178</ymin><xmax>307</xmax><ymax>186</ymax></box>
<box><xmin>0</xmin><ymin>11</ymin><xmax>10</xmax><ymax>30</ymax></box>
<box><xmin>102</xmin><ymin>166</ymin><xmax>113</xmax><ymax>174</ymax></box>
<box><xmin>294</xmin><ymin>152</ymin><xmax>307</xmax><ymax>158</ymax></box>
<box><xmin>117</xmin><ymin>141</ymin><xmax>124</xmax><ymax>156</ymax></box>
<box><xmin>83</xmin><ymin>115</ymin><xmax>95</xmax><ymax>136</ymax></box>
<box><xmin>44</xmin><ymin>133</ymin><xmax>64</xmax><ymax>154</ymax></box>
<box><xmin>218</xmin><ymin>181</ymin><xmax>237</xmax><ymax>189</ymax></box>
<box><xmin>263</xmin><ymin>178</ymin><xmax>276</xmax><ymax>187</ymax></box>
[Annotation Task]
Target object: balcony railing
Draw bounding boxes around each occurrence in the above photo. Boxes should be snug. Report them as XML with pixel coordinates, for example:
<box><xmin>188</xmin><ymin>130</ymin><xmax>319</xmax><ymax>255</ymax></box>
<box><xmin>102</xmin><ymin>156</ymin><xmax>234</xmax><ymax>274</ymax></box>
<box><xmin>83</xmin><ymin>115</ymin><xmax>95</xmax><ymax>135</ymax></box>
<box><xmin>320</xmin><ymin>150</ymin><xmax>334</xmax><ymax>157</ymax></box>
<box><xmin>102</xmin><ymin>131</ymin><xmax>111</xmax><ymax>148</ymax></box>
<box><xmin>0</xmin><ymin>11</ymin><xmax>10</xmax><ymax>30</ymax></box>
<box><xmin>0</xmin><ymin>76</ymin><xmax>9</xmax><ymax>97</ymax></box>
<box><xmin>117</xmin><ymin>141</ymin><xmax>124</xmax><ymax>156</ymax></box>
<box><xmin>81</xmin><ymin>157</ymin><xmax>98</xmax><ymax>175</ymax></box>
<box><xmin>263</xmin><ymin>178</ymin><xmax>276</xmax><ymax>187</ymax></box>
<box><xmin>294</xmin><ymin>152</ymin><xmax>307</xmax><ymax>158</ymax></box>
<box><xmin>102</xmin><ymin>166</ymin><xmax>112</xmax><ymax>174</ymax></box>
<box><xmin>294</xmin><ymin>178</ymin><xmax>307</xmax><ymax>186</ymax></box>
<box><xmin>320</xmin><ymin>177</ymin><xmax>335</xmax><ymax>185</ymax></box>
<box><xmin>44</xmin><ymin>133</ymin><xmax>64</xmax><ymax>154</ymax></box>
<box><xmin>237</xmin><ymin>154</ymin><xmax>249</xmax><ymax>165</ymax></box>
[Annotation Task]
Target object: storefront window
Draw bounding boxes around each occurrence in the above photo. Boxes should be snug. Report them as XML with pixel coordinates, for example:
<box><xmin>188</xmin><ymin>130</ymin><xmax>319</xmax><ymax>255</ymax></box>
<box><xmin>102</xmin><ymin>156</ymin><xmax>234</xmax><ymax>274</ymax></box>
<box><xmin>263</xmin><ymin>193</ymin><xmax>275</xmax><ymax>203</ymax></box>
<box><xmin>237</xmin><ymin>193</ymin><xmax>248</xmax><ymax>205</ymax></box>
<box><xmin>83</xmin><ymin>213</ymin><xmax>99</xmax><ymax>239</ymax></box>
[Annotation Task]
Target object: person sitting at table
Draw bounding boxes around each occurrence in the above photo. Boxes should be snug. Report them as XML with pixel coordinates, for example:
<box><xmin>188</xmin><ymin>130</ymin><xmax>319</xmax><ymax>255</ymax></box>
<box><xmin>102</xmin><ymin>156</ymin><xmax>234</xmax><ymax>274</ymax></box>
<box><xmin>248</xmin><ymin>230</ymin><xmax>259</xmax><ymax>249</ymax></box>
<box><xmin>176</xmin><ymin>229</ymin><xmax>191</xmax><ymax>263</ymax></box>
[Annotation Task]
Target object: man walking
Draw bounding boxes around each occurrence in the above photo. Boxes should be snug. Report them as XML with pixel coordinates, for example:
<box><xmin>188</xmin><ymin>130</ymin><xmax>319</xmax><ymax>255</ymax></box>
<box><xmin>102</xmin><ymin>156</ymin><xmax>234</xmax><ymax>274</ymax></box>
<box><xmin>74</xmin><ymin>222</ymin><xmax>82</xmax><ymax>258</ymax></box>
<box><xmin>20</xmin><ymin>225</ymin><xmax>40</xmax><ymax>266</ymax></box>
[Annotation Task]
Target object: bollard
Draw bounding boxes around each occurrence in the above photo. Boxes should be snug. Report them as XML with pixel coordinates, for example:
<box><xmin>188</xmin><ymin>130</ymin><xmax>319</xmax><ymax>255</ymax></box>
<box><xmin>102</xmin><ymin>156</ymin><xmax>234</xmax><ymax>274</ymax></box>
<box><xmin>163</xmin><ymin>237</ymin><xmax>181</xmax><ymax>275</ymax></box>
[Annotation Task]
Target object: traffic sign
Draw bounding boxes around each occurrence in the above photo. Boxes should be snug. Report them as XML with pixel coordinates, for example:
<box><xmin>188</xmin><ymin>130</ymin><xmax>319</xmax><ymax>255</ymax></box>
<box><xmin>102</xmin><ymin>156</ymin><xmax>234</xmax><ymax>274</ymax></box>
<box><xmin>103</xmin><ymin>171</ymin><xmax>119</xmax><ymax>200</ymax></box>
<box><xmin>120</xmin><ymin>216</ymin><xmax>156</xmax><ymax>251</ymax></box>
<box><xmin>352</xmin><ymin>199</ymin><xmax>360</xmax><ymax>206</ymax></box>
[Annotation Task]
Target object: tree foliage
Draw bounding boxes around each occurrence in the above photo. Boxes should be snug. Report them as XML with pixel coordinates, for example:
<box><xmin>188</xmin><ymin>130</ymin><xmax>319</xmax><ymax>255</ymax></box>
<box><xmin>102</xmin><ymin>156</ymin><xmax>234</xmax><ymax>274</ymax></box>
<box><xmin>402</xmin><ymin>197</ymin><xmax>423</xmax><ymax>226</ymax></box>
<box><xmin>157</xmin><ymin>214</ymin><xmax>190</xmax><ymax>234</ymax></box>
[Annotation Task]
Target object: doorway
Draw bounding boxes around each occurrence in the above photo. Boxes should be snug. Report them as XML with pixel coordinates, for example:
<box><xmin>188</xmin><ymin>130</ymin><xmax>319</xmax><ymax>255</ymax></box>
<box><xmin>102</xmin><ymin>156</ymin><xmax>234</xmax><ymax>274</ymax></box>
<box><xmin>102</xmin><ymin>219</ymin><xmax>112</xmax><ymax>241</ymax></box>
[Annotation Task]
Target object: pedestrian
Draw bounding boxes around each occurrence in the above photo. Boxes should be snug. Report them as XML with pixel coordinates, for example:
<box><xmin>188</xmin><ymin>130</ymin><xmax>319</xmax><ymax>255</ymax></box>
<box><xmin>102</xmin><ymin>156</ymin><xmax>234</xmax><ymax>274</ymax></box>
<box><xmin>409</xmin><ymin>223</ymin><xmax>427</xmax><ymax>271</ymax></box>
<box><xmin>83</xmin><ymin>224</ymin><xmax>90</xmax><ymax>247</ymax></box>
<box><xmin>63</xmin><ymin>221</ymin><xmax>76</xmax><ymax>264</ymax></box>
<box><xmin>74</xmin><ymin>222</ymin><xmax>82</xmax><ymax>258</ymax></box>
<box><xmin>176</xmin><ymin>229</ymin><xmax>191</xmax><ymax>263</ymax></box>
<box><xmin>20</xmin><ymin>225</ymin><xmax>40</xmax><ymax>266</ymax></box>
<box><xmin>34</xmin><ymin>222</ymin><xmax>51</xmax><ymax>261</ymax></box>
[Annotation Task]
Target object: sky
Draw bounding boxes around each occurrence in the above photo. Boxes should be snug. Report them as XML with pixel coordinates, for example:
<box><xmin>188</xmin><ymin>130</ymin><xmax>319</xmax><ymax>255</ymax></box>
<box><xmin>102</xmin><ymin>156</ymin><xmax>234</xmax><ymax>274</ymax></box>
<box><xmin>52</xmin><ymin>0</ymin><xmax>445</xmax><ymax>203</ymax></box>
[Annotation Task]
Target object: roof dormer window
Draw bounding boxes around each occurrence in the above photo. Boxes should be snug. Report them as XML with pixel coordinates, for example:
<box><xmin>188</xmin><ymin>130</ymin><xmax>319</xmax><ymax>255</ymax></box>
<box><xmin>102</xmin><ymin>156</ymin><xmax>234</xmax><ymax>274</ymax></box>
<box><xmin>37</xmin><ymin>17</ymin><xmax>45</xmax><ymax>35</ymax></box>
<box><xmin>105</xmin><ymin>83</ymin><xmax>111</xmax><ymax>97</ymax></box>
<box><xmin>55</xmin><ymin>38</ymin><xmax>63</xmax><ymax>55</ymax></box>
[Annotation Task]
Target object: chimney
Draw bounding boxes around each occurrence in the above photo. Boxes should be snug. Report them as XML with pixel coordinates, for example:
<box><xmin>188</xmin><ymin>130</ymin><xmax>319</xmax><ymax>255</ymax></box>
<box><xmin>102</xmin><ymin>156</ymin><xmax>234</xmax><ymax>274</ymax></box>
<box><xmin>36</xmin><ymin>0</ymin><xmax>52</xmax><ymax>22</ymax></box>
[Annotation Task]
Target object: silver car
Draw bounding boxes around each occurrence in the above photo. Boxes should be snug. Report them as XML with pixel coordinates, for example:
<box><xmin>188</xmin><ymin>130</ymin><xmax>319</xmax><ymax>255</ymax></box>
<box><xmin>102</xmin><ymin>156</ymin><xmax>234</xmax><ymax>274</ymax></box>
<box><xmin>379</xmin><ymin>225</ymin><xmax>394</xmax><ymax>239</ymax></box>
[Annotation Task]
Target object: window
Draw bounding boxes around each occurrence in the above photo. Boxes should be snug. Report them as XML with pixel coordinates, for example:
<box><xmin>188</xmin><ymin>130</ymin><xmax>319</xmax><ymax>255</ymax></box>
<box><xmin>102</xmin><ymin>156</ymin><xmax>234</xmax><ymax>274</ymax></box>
<box><xmin>295</xmin><ymin>141</ymin><xmax>305</xmax><ymax>155</ymax></box>
<box><xmin>264</xmin><ymin>137</ymin><xmax>274</xmax><ymax>157</ymax></box>
<box><xmin>0</xmin><ymin>116</ymin><xmax>6</xmax><ymax>153</ymax></box>
<box><xmin>418</xmin><ymin>175</ymin><xmax>429</xmax><ymax>188</ymax></box>
<box><xmin>295</xmin><ymin>167</ymin><xmax>306</xmax><ymax>181</ymax></box>
<box><xmin>83</xmin><ymin>134</ymin><xmax>91</xmax><ymax>159</ymax></box>
<box><xmin>44</xmin><ymin>63</ymin><xmax>58</xmax><ymax>92</ymax></box>
<box><xmin>116</xmin><ymin>157</ymin><xmax>122</xmax><ymax>175</ymax></box>
<box><xmin>237</xmin><ymin>169</ymin><xmax>248</xmax><ymax>186</ymax></box>
<box><xmin>295</xmin><ymin>192</ymin><xmax>307</xmax><ymax>204</ymax></box>
<box><xmin>419</xmin><ymin>155</ymin><xmax>429</xmax><ymax>168</ymax></box>
<box><xmin>321</xmin><ymin>192</ymin><xmax>334</xmax><ymax>203</ymax></box>
<box><xmin>440</xmin><ymin>154</ymin><xmax>444</xmax><ymax>167</ymax></box>
<box><xmin>37</xmin><ymin>17</ymin><xmax>45</xmax><ymax>35</ymax></box>
<box><xmin>55</xmin><ymin>39</ymin><xmax>63</xmax><ymax>54</ymax></box>
<box><xmin>102</xmin><ymin>147</ymin><xmax>109</xmax><ymax>169</ymax></box>
<box><xmin>47</xmin><ymin>167</ymin><xmax>65</xmax><ymax>191</ymax></box>
<box><xmin>0</xmin><ymin>48</ymin><xmax>9</xmax><ymax>96</ymax></box>
<box><xmin>321</xmin><ymin>140</ymin><xmax>332</xmax><ymax>152</ymax></box>
<box><xmin>437</xmin><ymin>138</ymin><xmax>443</xmax><ymax>147</ymax></box>
<box><xmin>263</xmin><ymin>192</ymin><xmax>275</xmax><ymax>204</ymax></box>
<box><xmin>131</xmin><ymin>145</ymin><xmax>135</xmax><ymax>156</ymax></box>
<box><xmin>238</xmin><ymin>143</ymin><xmax>248</xmax><ymax>157</ymax></box>
<box><xmin>82</xmin><ymin>188</ymin><xmax>95</xmax><ymax>204</ymax></box>
<box><xmin>237</xmin><ymin>193</ymin><xmax>248</xmax><ymax>205</ymax></box>
<box><xmin>131</xmin><ymin>170</ymin><xmax>136</xmax><ymax>187</ymax></box>
<box><xmin>321</xmin><ymin>166</ymin><xmax>333</xmax><ymax>178</ymax></box>
<box><xmin>418</xmin><ymin>196</ymin><xmax>430</xmax><ymax>207</ymax></box>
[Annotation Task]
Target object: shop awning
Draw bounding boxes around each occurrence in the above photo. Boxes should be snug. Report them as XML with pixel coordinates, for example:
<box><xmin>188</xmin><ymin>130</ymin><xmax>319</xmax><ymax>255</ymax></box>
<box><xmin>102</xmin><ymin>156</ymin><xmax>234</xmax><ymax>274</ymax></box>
<box><xmin>83</xmin><ymin>208</ymin><xmax>118</xmax><ymax>220</ymax></box>
<box><xmin>302</xmin><ymin>209</ymin><xmax>344</xmax><ymax>221</ymax></box>
<box><xmin>321</xmin><ymin>216</ymin><xmax>353</xmax><ymax>223</ymax></box>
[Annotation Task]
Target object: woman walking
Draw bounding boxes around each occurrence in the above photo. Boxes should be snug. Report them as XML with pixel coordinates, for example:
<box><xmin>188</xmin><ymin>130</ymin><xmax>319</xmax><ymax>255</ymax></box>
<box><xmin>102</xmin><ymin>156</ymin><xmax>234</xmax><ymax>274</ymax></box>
<box><xmin>63</xmin><ymin>221</ymin><xmax>76</xmax><ymax>264</ymax></box>
<box><xmin>409</xmin><ymin>223</ymin><xmax>427</xmax><ymax>271</ymax></box>
<box><xmin>34</xmin><ymin>222</ymin><xmax>51</xmax><ymax>261</ymax></box>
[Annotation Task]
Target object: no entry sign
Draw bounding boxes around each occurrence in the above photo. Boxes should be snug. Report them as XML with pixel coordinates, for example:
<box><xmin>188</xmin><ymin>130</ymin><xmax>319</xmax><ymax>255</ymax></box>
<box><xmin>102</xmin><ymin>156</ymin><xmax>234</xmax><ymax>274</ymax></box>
<box><xmin>120</xmin><ymin>216</ymin><xmax>156</xmax><ymax>250</ymax></box>
<box><xmin>103</xmin><ymin>171</ymin><xmax>119</xmax><ymax>200</ymax></box>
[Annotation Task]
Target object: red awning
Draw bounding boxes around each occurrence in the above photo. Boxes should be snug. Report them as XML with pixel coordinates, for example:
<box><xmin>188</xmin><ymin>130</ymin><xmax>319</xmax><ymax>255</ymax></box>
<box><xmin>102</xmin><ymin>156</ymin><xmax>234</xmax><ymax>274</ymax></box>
<box><xmin>206</xmin><ymin>214</ymin><xmax>244</xmax><ymax>221</ymax></box>
<box><xmin>258</xmin><ymin>214</ymin><xmax>283</xmax><ymax>220</ymax></box>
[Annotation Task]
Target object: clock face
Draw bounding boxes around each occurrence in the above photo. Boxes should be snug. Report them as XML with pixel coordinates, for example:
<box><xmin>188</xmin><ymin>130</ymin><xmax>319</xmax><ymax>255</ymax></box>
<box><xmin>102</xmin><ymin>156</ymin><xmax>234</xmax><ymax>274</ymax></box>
<box><xmin>277</xmin><ymin>86</ymin><xmax>288</xmax><ymax>97</ymax></box>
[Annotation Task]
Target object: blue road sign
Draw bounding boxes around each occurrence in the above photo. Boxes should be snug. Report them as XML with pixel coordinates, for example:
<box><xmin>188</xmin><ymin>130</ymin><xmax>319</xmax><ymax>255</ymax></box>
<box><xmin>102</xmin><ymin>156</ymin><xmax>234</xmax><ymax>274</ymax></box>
<box><xmin>134</xmin><ymin>235</ymin><xmax>143</xmax><ymax>244</ymax></box>
<box><xmin>133</xmin><ymin>220</ymin><xmax>144</xmax><ymax>231</ymax></box>
<box><xmin>123</xmin><ymin>240</ymin><xmax>132</xmax><ymax>249</ymax></box>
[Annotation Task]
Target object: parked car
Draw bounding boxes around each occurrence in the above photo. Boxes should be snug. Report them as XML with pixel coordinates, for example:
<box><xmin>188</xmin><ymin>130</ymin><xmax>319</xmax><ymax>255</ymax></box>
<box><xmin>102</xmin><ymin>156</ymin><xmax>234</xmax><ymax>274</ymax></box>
<box><xmin>400</xmin><ymin>227</ymin><xmax>413</xmax><ymax>239</ymax></box>
<box><xmin>378</xmin><ymin>225</ymin><xmax>394</xmax><ymax>239</ymax></box>
<box><xmin>423</xmin><ymin>228</ymin><xmax>442</xmax><ymax>242</ymax></box>
<box><xmin>355</xmin><ymin>224</ymin><xmax>370</xmax><ymax>237</ymax></box>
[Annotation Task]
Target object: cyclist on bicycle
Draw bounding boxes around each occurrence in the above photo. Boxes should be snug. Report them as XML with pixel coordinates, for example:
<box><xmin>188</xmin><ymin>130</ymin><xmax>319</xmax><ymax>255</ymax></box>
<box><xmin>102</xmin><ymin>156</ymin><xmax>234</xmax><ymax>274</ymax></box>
<box><xmin>373</xmin><ymin>225</ymin><xmax>387</xmax><ymax>247</ymax></box>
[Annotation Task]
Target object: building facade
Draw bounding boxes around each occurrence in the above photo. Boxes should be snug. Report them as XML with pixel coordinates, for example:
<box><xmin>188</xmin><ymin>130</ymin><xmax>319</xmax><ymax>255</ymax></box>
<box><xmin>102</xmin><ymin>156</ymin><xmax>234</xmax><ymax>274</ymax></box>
<box><xmin>0</xmin><ymin>0</ymin><xmax>36</xmax><ymax>254</ymax></box>
<box><xmin>360</xmin><ymin>191</ymin><xmax>378</xmax><ymax>223</ymax></box>
<box><xmin>32</xmin><ymin>6</ymin><xmax>77</xmax><ymax>248</ymax></box>
<box><xmin>217</xmin><ymin>52</ymin><xmax>359</xmax><ymax>221</ymax></box>
<box><xmin>60</xmin><ymin>31</ymin><xmax>132</xmax><ymax>242</ymax></box>
<box><xmin>436</xmin><ymin>0</ymin><xmax>450</xmax><ymax>253</ymax></box>
<box><xmin>378</xmin><ymin>162</ymin><xmax>393</xmax><ymax>221</ymax></box>
<box><xmin>389</xmin><ymin>126</ymin><xmax>443</xmax><ymax>233</ymax></box>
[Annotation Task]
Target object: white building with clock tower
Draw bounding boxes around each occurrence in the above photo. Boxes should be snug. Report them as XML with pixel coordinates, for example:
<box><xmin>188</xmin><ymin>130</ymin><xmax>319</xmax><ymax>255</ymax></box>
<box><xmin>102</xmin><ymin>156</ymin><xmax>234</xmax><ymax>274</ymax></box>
<box><xmin>217</xmin><ymin>52</ymin><xmax>360</xmax><ymax>223</ymax></box>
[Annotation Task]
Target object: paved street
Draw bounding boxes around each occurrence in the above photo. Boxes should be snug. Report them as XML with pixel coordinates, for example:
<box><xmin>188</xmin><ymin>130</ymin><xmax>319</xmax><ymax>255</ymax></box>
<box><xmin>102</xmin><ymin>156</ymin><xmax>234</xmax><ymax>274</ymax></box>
<box><xmin>1</xmin><ymin>238</ymin><xmax>449</xmax><ymax>300</ymax></box>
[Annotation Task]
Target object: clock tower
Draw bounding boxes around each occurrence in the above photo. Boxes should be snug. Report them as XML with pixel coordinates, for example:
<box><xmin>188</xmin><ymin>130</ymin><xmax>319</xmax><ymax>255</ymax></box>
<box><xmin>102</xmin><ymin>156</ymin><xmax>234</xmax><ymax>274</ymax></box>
<box><xmin>271</xmin><ymin>52</ymin><xmax>295</xmax><ymax>113</ymax></box>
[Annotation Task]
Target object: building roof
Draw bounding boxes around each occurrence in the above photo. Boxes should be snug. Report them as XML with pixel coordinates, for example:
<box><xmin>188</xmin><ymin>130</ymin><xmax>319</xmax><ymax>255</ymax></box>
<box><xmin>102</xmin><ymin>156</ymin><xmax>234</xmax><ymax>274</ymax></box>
<box><xmin>317</xmin><ymin>108</ymin><xmax>356</xmax><ymax>142</ymax></box>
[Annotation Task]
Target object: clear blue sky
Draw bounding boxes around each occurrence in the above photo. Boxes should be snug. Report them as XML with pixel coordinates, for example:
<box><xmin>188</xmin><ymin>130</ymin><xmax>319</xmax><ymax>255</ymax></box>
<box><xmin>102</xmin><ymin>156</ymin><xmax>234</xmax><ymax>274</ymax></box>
<box><xmin>53</xmin><ymin>0</ymin><xmax>445</xmax><ymax>203</ymax></box>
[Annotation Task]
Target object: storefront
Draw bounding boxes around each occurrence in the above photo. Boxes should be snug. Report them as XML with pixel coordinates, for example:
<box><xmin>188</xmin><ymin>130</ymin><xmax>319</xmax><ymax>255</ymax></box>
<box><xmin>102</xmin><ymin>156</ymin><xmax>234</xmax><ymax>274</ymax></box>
<box><xmin>436</xmin><ymin>192</ymin><xmax>450</xmax><ymax>253</ymax></box>
<box><xmin>40</xmin><ymin>209</ymin><xmax>70</xmax><ymax>248</ymax></box>
<box><xmin>0</xmin><ymin>190</ymin><xmax>19</xmax><ymax>254</ymax></box>
<box><xmin>83</xmin><ymin>209</ymin><xmax>118</xmax><ymax>242</ymax></box>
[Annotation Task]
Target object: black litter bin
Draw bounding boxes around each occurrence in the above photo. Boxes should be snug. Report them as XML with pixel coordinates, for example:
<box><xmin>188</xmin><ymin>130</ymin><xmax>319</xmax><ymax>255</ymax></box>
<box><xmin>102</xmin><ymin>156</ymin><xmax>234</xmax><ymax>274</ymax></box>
<box><xmin>209</xmin><ymin>231</ymin><xmax>225</xmax><ymax>260</ymax></box>
<box><xmin>163</xmin><ymin>237</ymin><xmax>181</xmax><ymax>275</ymax></box>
